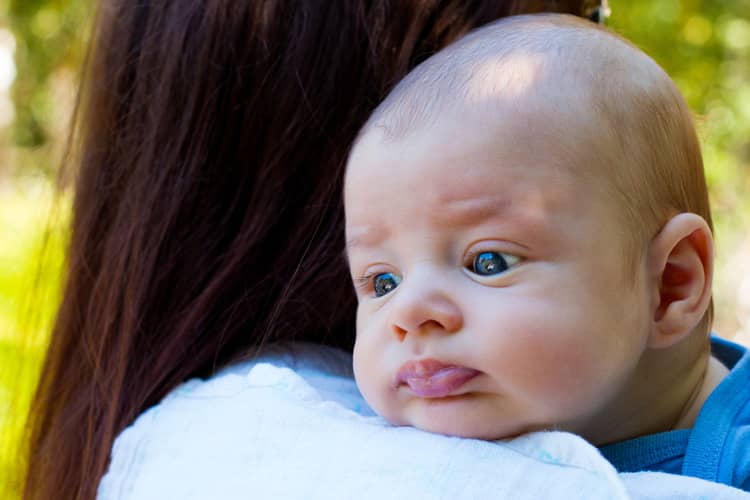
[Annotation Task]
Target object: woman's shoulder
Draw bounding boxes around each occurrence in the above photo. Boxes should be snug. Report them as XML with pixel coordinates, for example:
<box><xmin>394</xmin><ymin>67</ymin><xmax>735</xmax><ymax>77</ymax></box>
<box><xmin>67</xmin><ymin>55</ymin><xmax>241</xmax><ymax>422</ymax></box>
<box><xmin>116</xmin><ymin>342</ymin><xmax>368</xmax><ymax>427</ymax></box>
<box><xmin>97</xmin><ymin>343</ymin><xmax>371</xmax><ymax>499</ymax></box>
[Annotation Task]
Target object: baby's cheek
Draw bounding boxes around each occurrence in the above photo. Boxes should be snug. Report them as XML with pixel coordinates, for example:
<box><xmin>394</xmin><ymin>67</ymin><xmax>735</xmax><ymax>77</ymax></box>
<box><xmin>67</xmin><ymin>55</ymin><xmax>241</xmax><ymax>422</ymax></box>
<box><xmin>353</xmin><ymin>330</ymin><xmax>395</xmax><ymax>418</ymax></box>
<box><xmin>352</xmin><ymin>337</ymin><xmax>375</xmax><ymax>394</ymax></box>
<box><xmin>490</xmin><ymin>322</ymin><xmax>613</xmax><ymax>413</ymax></box>
<box><xmin>352</xmin><ymin>315</ymin><xmax>378</xmax><ymax>389</ymax></box>
<box><xmin>536</xmin><ymin>342</ymin><xmax>624</xmax><ymax>415</ymax></box>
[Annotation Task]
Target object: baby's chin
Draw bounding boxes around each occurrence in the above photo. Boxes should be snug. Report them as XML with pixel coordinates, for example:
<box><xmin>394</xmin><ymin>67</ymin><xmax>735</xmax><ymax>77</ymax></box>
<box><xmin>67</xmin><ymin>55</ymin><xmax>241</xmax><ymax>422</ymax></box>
<box><xmin>365</xmin><ymin>389</ymin><xmax>549</xmax><ymax>440</ymax></box>
<box><xmin>387</xmin><ymin>405</ymin><xmax>540</xmax><ymax>441</ymax></box>
<box><xmin>405</xmin><ymin>419</ymin><xmax>530</xmax><ymax>441</ymax></box>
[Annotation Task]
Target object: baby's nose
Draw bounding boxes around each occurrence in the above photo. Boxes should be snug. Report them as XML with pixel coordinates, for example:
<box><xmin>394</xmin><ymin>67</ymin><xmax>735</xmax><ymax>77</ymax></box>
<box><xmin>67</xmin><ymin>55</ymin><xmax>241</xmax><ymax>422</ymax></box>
<box><xmin>388</xmin><ymin>279</ymin><xmax>463</xmax><ymax>341</ymax></box>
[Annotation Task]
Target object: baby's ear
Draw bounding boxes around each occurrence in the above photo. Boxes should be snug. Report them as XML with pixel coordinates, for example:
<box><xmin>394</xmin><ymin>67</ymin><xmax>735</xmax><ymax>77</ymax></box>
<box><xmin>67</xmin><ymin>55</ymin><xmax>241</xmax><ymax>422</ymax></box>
<box><xmin>647</xmin><ymin>213</ymin><xmax>713</xmax><ymax>349</ymax></box>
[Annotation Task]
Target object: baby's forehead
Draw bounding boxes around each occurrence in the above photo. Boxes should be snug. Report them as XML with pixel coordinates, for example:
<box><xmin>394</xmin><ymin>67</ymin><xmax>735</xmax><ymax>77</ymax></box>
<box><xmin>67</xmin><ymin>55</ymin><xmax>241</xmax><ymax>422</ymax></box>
<box><xmin>345</xmin><ymin>111</ymin><xmax>624</xmax><ymax>261</ymax></box>
<box><xmin>347</xmin><ymin>98</ymin><xmax>608</xmax><ymax>212</ymax></box>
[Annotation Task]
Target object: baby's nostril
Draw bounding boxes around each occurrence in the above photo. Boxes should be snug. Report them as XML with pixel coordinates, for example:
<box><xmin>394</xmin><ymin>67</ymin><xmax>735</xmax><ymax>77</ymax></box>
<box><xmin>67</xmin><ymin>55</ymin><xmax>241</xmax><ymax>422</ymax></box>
<box><xmin>392</xmin><ymin>324</ymin><xmax>407</xmax><ymax>341</ymax></box>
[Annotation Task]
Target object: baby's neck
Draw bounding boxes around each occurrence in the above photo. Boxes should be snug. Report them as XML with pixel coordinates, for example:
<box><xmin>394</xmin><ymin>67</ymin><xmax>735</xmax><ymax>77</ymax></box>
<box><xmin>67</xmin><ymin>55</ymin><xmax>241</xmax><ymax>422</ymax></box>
<box><xmin>671</xmin><ymin>354</ymin><xmax>729</xmax><ymax>430</ymax></box>
<box><xmin>583</xmin><ymin>337</ymin><xmax>726</xmax><ymax>446</ymax></box>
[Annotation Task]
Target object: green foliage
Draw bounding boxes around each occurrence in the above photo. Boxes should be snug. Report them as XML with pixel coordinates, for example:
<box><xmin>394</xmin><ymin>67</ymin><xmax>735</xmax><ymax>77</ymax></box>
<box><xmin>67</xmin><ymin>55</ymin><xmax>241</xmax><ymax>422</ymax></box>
<box><xmin>0</xmin><ymin>186</ymin><xmax>68</xmax><ymax>499</ymax></box>
<box><xmin>5</xmin><ymin>0</ymin><xmax>90</xmax><ymax>173</ymax></box>
<box><xmin>609</xmin><ymin>0</ymin><xmax>750</xmax><ymax>232</ymax></box>
<box><xmin>1</xmin><ymin>1</ymin><xmax>88</xmax><ymax>494</ymax></box>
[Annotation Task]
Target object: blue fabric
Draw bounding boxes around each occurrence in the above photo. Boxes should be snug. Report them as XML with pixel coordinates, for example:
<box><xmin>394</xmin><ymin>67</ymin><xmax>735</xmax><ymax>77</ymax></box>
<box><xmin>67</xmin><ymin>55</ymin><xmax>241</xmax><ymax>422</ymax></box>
<box><xmin>599</xmin><ymin>336</ymin><xmax>750</xmax><ymax>491</ymax></box>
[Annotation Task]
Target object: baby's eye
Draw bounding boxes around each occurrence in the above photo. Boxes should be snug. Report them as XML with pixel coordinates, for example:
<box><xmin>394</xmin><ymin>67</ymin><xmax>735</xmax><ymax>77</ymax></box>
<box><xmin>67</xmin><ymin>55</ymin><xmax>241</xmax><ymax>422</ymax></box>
<box><xmin>471</xmin><ymin>251</ymin><xmax>520</xmax><ymax>276</ymax></box>
<box><xmin>373</xmin><ymin>272</ymin><xmax>402</xmax><ymax>297</ymax></box>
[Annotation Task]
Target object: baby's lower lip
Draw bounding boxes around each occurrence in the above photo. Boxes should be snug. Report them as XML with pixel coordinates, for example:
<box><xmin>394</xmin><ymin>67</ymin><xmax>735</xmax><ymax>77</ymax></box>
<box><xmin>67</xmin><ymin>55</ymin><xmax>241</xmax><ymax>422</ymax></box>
<box><xmin>395</xmin><ymin>359</ymin><xmax>481</xmax><ymax>398</ymax></box>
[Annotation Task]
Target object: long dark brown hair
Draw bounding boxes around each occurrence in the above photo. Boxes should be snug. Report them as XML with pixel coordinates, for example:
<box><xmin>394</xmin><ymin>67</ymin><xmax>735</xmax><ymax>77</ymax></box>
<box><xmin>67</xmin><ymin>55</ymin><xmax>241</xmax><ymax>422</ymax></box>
<box><xmin>23</xmin><ymin>1</ymin><xmax>595</xmax><ymax>499</ymax></box>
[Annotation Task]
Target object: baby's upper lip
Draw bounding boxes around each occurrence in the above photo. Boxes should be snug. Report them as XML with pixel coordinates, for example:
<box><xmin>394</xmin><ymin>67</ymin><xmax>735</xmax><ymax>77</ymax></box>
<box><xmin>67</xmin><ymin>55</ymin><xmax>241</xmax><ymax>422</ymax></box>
<box><xmin>393</xmin><ymin>358</ymin><xmax>481</xmax><ymax>398</ymax></box>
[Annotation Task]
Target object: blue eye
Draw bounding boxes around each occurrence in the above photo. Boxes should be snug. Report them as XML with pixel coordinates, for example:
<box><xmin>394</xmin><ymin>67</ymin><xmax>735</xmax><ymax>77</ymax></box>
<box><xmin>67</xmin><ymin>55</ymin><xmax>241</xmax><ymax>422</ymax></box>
<box><xmin>472</xmin><ymin>251</ymin><xmax>518</xmax><ymax>276</ymax></box>
<box><xmin>373</xmin><ymin>272</ymin><xmax>402</xmax><ymax>297</ymax></box>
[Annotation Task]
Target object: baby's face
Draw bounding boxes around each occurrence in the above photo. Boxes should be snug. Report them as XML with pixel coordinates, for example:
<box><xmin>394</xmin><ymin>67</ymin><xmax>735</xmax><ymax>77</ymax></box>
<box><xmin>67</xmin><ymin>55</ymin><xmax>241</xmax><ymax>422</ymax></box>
<box><xmin>345</xmin><ymin>101</ymin><xmax>654</xmax><ymax>440</ymax></box>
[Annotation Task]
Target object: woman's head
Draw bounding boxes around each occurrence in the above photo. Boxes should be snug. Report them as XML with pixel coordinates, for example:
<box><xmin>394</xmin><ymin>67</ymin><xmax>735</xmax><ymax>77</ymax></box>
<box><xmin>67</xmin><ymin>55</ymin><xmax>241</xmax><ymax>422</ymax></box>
<box><xmin>25</xmin><ymin>1</ymin><xmax>599</xmax><ymax>498</ymax></box>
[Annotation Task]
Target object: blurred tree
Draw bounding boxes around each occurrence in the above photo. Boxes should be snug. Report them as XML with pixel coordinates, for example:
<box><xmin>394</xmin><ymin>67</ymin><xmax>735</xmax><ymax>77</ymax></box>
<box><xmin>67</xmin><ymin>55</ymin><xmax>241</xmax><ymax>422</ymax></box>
<box><xmin>610</xmin><ymin>0</ymin><xmax>750</xmax><ymax>221</ymax></box>
<box><xmin>5</xmin><ymin>0</ymin><xmax>90</xmax><ymax>174</ymax></box>
<box><xmin>0</xmin><ymin>3</ymin><xmax>88</xmax><ymax>496</ymax></box>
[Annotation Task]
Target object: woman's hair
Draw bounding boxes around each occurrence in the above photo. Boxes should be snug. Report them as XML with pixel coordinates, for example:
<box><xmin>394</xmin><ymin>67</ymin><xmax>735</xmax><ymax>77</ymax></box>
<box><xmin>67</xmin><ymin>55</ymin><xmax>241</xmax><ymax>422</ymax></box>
<box><xmin>24</xmin><ymin>1</ymin><xmax>595</xmax><ymax>498</ymax></box>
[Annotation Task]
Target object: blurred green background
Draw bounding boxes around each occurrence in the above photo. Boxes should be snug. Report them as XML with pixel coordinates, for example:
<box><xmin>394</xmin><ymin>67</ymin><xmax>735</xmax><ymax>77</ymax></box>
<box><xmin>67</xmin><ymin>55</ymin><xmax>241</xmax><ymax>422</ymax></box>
<box><xmin>0</xmin><ymin>0</ymin><xmax>748</xmax><ymax>497</ymax></box>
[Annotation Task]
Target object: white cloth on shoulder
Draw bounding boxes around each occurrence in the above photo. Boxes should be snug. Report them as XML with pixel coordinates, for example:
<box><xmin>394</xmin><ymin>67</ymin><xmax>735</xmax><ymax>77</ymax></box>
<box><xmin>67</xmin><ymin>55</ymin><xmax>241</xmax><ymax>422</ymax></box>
<box><xmin>98</xmin><ymin>343</ymin><xmax>749</xmax><ymax>500</ymax></box>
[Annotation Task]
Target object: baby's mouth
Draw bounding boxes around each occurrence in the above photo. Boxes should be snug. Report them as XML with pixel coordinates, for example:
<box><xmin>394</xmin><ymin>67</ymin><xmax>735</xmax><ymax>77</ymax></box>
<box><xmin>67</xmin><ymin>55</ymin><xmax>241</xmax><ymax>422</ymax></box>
<box><xmin>394</xmin><ymin>359</ymin><xmax>481</xmax><ymax>398</ymax></box>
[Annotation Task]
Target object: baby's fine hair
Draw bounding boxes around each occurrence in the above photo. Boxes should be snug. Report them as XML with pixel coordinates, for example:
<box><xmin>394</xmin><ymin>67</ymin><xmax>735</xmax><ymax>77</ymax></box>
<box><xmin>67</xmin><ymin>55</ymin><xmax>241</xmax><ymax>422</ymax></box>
<box><xmin>355</xmin><ymin>13</ymin><xmax>712</xmax><ymax>330</ymax></box>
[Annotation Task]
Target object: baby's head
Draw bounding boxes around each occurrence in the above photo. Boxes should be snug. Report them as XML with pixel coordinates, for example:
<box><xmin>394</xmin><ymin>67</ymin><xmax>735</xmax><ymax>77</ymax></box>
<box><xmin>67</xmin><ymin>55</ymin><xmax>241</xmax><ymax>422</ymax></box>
<box><xmin>344</xmin><ymin>14</ymin><xmax>714</xmax><ymax>444</ymax></box>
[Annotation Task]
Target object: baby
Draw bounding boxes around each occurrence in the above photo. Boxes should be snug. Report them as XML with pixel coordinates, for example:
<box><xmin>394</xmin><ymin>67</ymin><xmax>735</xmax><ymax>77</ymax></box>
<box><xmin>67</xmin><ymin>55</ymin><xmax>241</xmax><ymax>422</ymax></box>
<box><xmin>344</xmin><ymin>14</ymin><xmax>750</xmax><ymax>490</ymax></box>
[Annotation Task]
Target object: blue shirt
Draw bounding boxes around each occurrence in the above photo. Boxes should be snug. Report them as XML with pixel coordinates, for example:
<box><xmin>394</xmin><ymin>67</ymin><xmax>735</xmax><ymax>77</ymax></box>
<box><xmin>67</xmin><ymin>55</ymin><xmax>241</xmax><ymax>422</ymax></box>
<box><xmin>599</xmin><ymin>336</ymin><xmax>750</xmax><ymax>491</ymax></box>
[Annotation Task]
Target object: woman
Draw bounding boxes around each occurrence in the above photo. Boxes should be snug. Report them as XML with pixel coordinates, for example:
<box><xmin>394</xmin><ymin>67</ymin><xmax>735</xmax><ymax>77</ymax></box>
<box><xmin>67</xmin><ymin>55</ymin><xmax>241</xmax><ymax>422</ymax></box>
<box><xmin>23</xmin><ymin>1</ymin><xmax>604</xmax><ymax>499</ymax></box>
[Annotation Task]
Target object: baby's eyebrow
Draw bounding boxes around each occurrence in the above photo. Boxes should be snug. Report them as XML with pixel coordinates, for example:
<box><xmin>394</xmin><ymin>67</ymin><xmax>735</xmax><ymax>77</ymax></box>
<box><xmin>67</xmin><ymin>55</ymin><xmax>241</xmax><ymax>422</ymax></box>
<box><xmin>436</xmin><ymin>195</ymin><xmax>512</xmax><ymax>226</ymax></box>
<box><xmin>345</xmin><ymin>224</ymin><xmax>388</xmax><ymax>251</ymax></box>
